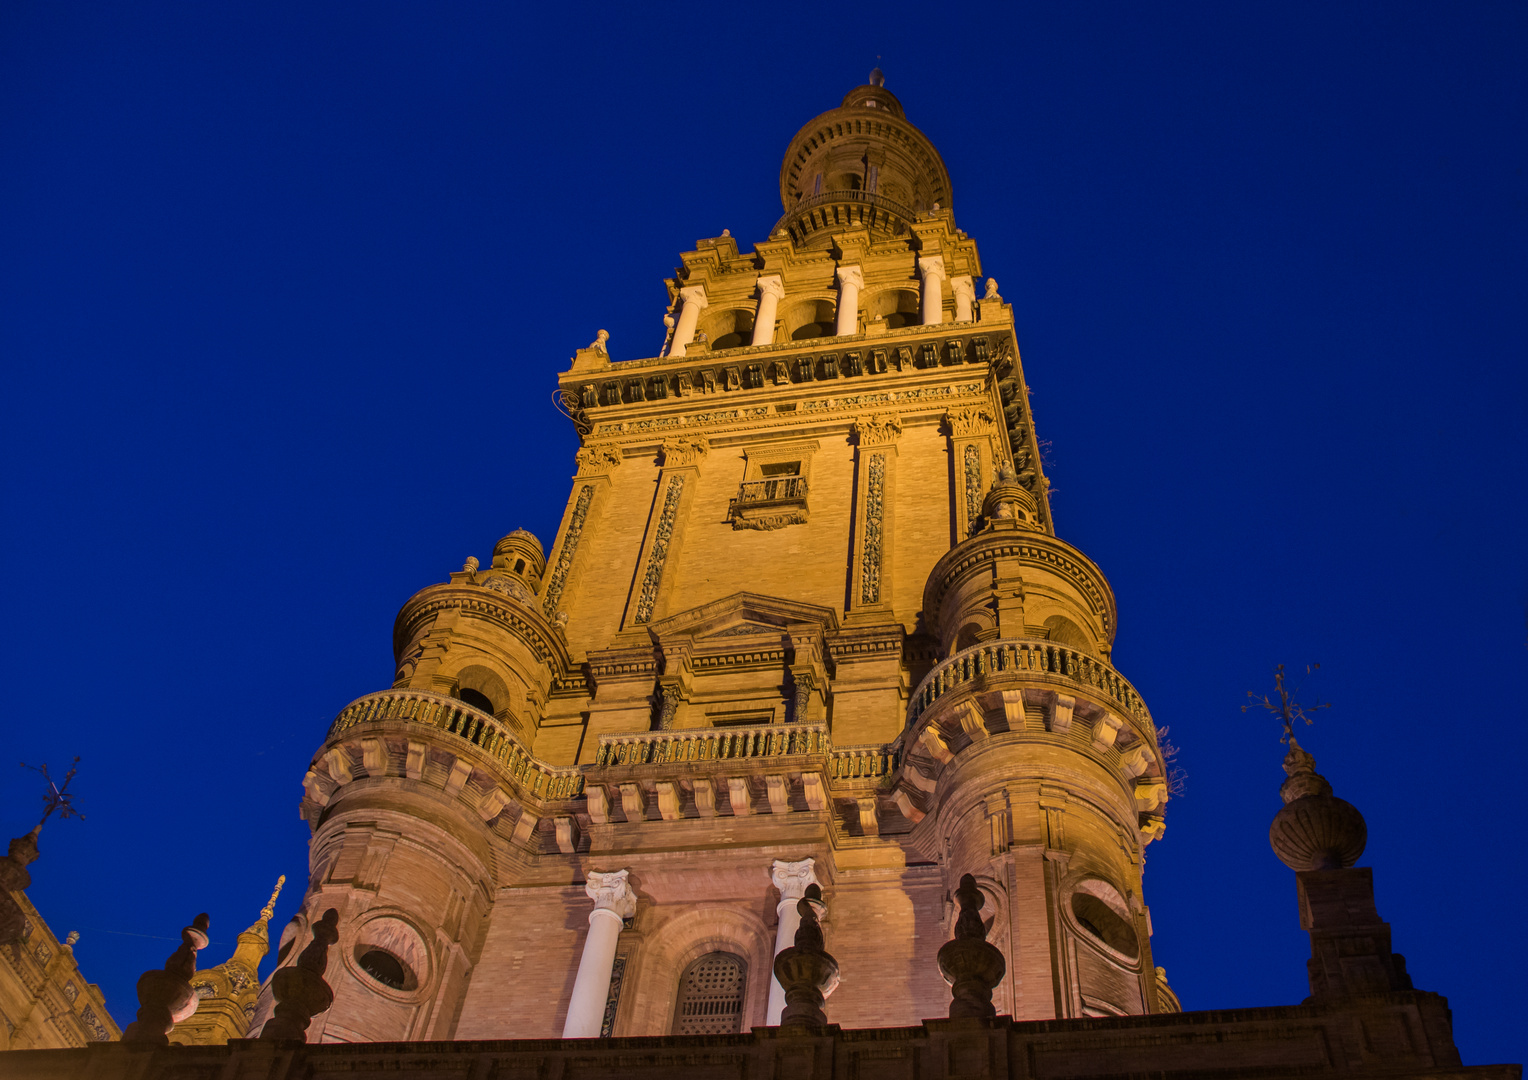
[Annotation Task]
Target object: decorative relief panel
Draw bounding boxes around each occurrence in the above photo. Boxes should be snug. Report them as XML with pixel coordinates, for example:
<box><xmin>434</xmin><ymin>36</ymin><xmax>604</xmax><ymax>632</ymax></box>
<box><xmin>634</xmin><ymin>474</ymin><xmax>686</xmax><ymax>624</ymax></box>
<box><xmin>964</xmin><ymin>444</ymin><xmax>983</xmax><ymax>532</ymax></box>
<box><xmin>861</xmin><ymin>453</ymin><xmax>886</xmax><ymax>604</ymax></box>
<box><xmin>542</xmin><ymin>485</ymin><xmax>594</xmax><ymax>618</ymax></box>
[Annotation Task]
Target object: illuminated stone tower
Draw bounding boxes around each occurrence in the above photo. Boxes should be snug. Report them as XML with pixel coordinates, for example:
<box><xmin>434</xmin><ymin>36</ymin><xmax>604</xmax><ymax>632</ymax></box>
<box><xmin>271</xmin><ymin>73</ymin><xmax>1177</xmax><ymax>1041</ymax></box>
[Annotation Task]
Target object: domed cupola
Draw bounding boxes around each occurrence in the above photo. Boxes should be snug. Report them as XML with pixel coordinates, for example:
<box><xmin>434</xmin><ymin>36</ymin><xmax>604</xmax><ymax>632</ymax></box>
<box><xmin>775</xmin><ymin>71</ymin><xmax>953</xmax><ymax>249</ymax></box>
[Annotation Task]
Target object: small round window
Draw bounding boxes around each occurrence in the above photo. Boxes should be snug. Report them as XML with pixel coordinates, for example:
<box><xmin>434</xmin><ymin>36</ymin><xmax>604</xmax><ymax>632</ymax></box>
<box><xmin>359</xmin><ymin>948</ymin><xmax>410</xmax><ymax>990</ymax></box>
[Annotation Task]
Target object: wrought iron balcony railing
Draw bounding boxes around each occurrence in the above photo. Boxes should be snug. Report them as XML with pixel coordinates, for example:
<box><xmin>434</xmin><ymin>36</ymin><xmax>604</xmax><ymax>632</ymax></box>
<box><xmin>735</xmin><ymin>477</ymin><xmax>807</xmax><ymax>505</ymax></box>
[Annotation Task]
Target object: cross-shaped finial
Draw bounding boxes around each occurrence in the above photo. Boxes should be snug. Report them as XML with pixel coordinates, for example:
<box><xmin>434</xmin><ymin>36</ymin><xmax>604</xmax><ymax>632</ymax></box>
<box><xmin>20</xmin><ymin>757</ymin><xmax>84</xmax><ymax>828</ymax></box>
<box><xmin>1243</xmin><ymin>664</ymin><xmax>1330</xmax><ymax>743</ymax></box>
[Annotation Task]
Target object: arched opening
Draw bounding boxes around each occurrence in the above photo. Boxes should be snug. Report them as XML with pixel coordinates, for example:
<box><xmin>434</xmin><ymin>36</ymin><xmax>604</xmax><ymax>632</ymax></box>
<box><xmin>781</xmin><ymin>298</ymin><xmax>836</xmax><ymax>341</ymax></box>
<box><xmin>866</xmin><ymin>287</ymin><xmax>920</xmax><ymax>330</ymax></box>
<box><xmin>1044</xmin><ymin>615</ymin><xmax>1094</xmax><ymax>655</ymax></box>
<box><xmin>671</xmin><ymin>952</ymin><xmax>747</xmax><ymax>1035</ymax></box>
<box><xmin>698</xmin><ymin>306</ymin><xmax>757</xmax><ymax>352</ymax></box>
<box><xmin>456</xmin><ymin>687</ymin><xmax>495</xmax><ymax>715</ymax></box>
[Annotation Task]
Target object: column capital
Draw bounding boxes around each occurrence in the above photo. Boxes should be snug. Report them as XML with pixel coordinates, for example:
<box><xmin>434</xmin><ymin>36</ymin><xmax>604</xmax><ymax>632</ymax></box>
<box><xmin>918</xmin><ymin>254</ymin><xmax>946</xmax><ymax>280</ymax></box>
<box><xmin>950</xmin><ymin>275</ymin><xmax>975</xmax><ymax>300</ymax></box>
<box><xmin>756</xmin><ymin>275</ymin><xmax>785</xmax><ymax>301</ymax></box>
<box><xmin>835</xmin><ymin>264</ymin><xmax>864</xmax><ymax>290</ymax></box>
<box><xmin>770</xmin><ymin>858</ymin><xmax>819</xmax><ymax>902</ymax></box>
<box><xmin>679</xmin><ymin>284</ymin><xmax>709</xmax><ymax>308</ymax></box>
<box><xmin>585</xmin><ymin>869</ymin><xmax>637</xmax><ymax>919</ymax></box>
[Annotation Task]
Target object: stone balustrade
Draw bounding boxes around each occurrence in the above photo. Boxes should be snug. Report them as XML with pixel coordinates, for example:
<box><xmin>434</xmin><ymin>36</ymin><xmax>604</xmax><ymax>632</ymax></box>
<box><xmin>593</xmin><ymin>723</ymin><xmax>828</xmax><ymax>767</ymax></box>
<box><xmin>326</xmin><ymin>688</ymin><xmax>584</xmax><ymax>800</ymax></box>
<box><xmin>908</xmin><ymin>639</ymin><xmax>1153</xmax><ymax>733</ymax></box>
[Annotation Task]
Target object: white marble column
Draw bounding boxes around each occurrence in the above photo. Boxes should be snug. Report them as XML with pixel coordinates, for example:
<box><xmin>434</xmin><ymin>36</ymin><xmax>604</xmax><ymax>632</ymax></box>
<box><xmin>751</xmin><ymin>276</ymin><xmax>784</xmax><ymax>346</ymax></box>
<box><xmin>951</xmin><ymin>275</ymin><xmax>975</xmax><ymax>322</ymax></box>
<box><xmin>834</xmin><ymin>265</ymin><xmax>863</xmax><ymax>337</ymax></box>
<box><xmin>766</xmin><ymin>858</ymin><xmax>821</xmax><ymax>1025</ymax></box>
<box><xmin>919</xmin><ymin>255</ymin><xmax>946</xmax><ymax>325</ymax></box>
<box><xmin>562</xmin><ymin>869</ymin><xmax>637</xmax><ymax>1038</ymax></box>
<box><xmin>669</xmin><ymin>285</ymin><xmax>708</xmax><ymax>357</ymax></box>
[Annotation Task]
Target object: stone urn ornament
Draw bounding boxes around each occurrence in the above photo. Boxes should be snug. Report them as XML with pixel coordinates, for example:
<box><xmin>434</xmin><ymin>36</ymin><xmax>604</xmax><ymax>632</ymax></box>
<box><xmin>937</xmin><ymin>874</ymin><xmax>1006</xmax><ymax>1019</ymax></box>
<box><xmin>262</xmin><ymin>908</ymin><xmax>340</xmax><ymax>1041</ymax></box>
<box><xmin>121</xmin><ymin>913</ymin><xmax>210</xmax><ymax>1044</ymax></box>
<box><xmin>772</xmin><ymin>883</ymin><xmax>839</xmax><ymax>1031</ymax></box>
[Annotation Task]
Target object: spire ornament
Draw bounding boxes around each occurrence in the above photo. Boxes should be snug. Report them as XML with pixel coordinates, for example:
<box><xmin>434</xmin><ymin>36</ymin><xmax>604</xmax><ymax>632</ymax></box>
<box><xmin>937</xmin><ymin>874</ymin><xmax>1006</xmax><ymax>1019</ymax></box>
<box><xmin>260</xmin><ymin>875</ymin><xmax>286</xmax><ymax>922</ymax></box>
<box><xmin>121</xmin><ymin>913</ymin><xmax>211</xmax><ymax>1044</ymax></box>
<box><xmin>1248</xmin><ymin>666</ymin><xmax>1366</xmax><ymax>871</ymax></box>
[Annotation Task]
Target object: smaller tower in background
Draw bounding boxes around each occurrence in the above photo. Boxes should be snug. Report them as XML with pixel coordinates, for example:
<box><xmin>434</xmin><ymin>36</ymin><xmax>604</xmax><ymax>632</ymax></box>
<box><xmin>173</xmin><ymin>877</ymin><xmax>285</xmax><ymax>1045</ymax></box>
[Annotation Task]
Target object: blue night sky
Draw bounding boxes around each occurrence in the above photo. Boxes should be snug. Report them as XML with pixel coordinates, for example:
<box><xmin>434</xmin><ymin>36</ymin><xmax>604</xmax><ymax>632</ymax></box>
<box><xmin>2</xmin><ymin>2</ymin><xmax>1523</xmax><ymax>1066</ymax></box>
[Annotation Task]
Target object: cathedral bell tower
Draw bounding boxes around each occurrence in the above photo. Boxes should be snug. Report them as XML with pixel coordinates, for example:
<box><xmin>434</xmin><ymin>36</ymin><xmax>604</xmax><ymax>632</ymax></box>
<box><xmin>274</xmin><ymin>73</ymin><xmax>1175</xmax><ymax>1041</ymax></box>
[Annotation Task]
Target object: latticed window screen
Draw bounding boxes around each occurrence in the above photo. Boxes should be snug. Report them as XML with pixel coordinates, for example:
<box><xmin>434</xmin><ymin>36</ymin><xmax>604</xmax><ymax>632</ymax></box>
<box><xmin>672</xmin><ymin>952</ymin><xmax>747</xmax><ymax>1035</ymax></box>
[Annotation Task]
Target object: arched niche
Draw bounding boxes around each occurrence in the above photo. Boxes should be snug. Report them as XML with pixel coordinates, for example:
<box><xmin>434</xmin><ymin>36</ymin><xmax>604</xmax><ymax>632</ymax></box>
<box><xmin>866</xmin><ymin>287</ymin><xmax>920</xmax><ymax>330</ymax></box>
<box><xmin>698</xmin><ymin>306</ymin><xmax>757</xmax><ymax>351</ymax></box>
<box><xmin>781</xmin><ymin>297</ymin><xmax>837</xmax><ymax>341</ymax></box>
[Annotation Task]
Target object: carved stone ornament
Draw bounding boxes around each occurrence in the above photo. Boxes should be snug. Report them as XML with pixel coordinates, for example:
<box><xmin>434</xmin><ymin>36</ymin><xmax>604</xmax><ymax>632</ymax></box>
<box><xmin>860</xmin><ymin>453</ymin><xmax>886</xmax><ymax>604</ymax></box>
<box><xmin>662</xmin><ymin>436</ymin><xmax>709</xmax><ymax>468</ymax></box>
<box><xmin>731</xmin><ymin>509</ymin><xmax>809</xmax><ymax>532</ymax></box>
<box><xmin>481</xmin><ymin>575</ymin><xmax>535</xmax><ymax>604</ymax></box>
<box><xmin>586</xmin><ymin>870</ymin><xmax>638</xmax><ymax>919</ymax></box>
<box><xmin>945</xmin><ymin>406</ymin><xmax>995</xmax><ymax>438</ymax></box>
<box><xmin>853</xmin><ymin>414</ymin><xmax>902</xmax><ymax>447</ymax></box>
<box><xmin>634</xmin><ymin>475</ymin><xmax>685</xmax><ymax>624</ymax></box>
<box><xmin>963</xmin><ymin>444</ymin><xmax>983</xmax><ymax>533</ymax></box>
<box><xmin>790</xmin><ymin>672</ymin><xmax>816</xmax><ymax>723</ymax></box>
<box><xmin>656</xmin><ymin>683</ymin><xmax>682</xmax><ymax>731</ymax></box>
<box><xmin>575</xmin><ymin>444</ymin><xmax>623</xmax><ymax>475</ymax></box>
<box><xmin>542</xmin><ymin>485</ymin><xmax>593</xmax><ymax>618</ymax></box>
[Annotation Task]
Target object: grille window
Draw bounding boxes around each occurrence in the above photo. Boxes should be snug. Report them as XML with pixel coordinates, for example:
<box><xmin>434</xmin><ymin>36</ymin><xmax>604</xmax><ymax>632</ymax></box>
<box><xmin>672</xmin><ymin>952</ymin><xmax>747</xmax><ymax>1035</ymax></box>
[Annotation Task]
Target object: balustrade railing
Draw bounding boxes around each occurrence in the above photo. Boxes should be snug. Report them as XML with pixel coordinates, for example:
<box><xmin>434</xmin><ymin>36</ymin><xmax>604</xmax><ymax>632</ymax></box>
<box><xmin>735</xmin><ymin>477</ymin><xmax>808</xmax><ymax>504</ymax></box>
<box><xmin>595</xmin><ymin>723</ymin><xmax>827</xmax><ymax>767</ymax></box>
<box><xmin>772</xmin><ymin>189</ymin><xmax>919</xmax><ymax>239</ymax></box>
<box><xmin>327</xmin><ymin>688</ymin><xmax>584</xmax><ymax>800</ymax></box>
<box><xmin>828</xmin><ymin>743</ymin><xmax>900</xmax><ymax>782</ymax></box>
<box><xmin>907</xmin><ymin>639</ymin><xmax>1152</xmax><ymax>731</ymax></box>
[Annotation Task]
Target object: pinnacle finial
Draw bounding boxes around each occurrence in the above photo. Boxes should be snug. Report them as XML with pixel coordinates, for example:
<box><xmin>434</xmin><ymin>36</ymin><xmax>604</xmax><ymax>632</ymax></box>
<box><xmin>121</xmin><ymin>913</ymin><xmax>211</xmax><ymax>1044</ymax></box>
<box><xmin>260</xmin><ymin>875</ymin><xmax>286</xmax><ymax>922</ymax></box>
<box><xmin>937</xmin><ymin>874</ymin><xmax>1006</xmax><ymax>1019</ymax></box>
